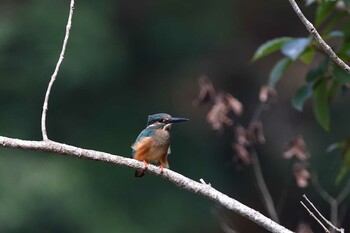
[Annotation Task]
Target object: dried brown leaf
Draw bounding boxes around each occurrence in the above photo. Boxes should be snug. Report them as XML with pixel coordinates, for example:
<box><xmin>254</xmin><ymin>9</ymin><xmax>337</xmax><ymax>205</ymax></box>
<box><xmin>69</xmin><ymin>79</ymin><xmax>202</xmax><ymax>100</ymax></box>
<box><xmin>283</xmin><ymin>135</ymin><xmax>309</xmax><ymax>160</ymax></box>
<box><xmin>296</xmin><ymin>223</ymin><xmax>313</xmax><ymax>233</ymax></box>
<box><xmin>193</xmin><ymin>75</ymin><xmax>216</xmax><ymax>106</ymax></box>
<box><xmin>259</xmin><ymin>85</ymin><xmax>278</xmax><ymax>107</ymax></box>
<box><xmin>259</xmin><ymin>85</ymin><xmax>270</xmax><ymax>103</ymax></box>
<box><xmin>235</xmin><ymin>125</ymin><xmax>247</xmax><ymax>145</ymax></box>
<box><xmin>233</xmin><ymin>143</ymin><xmax>251</xmax><ymax>165</ymax></box>
<box><xmin>225</xmin><ymin>93</ymin><xmax>243</xmax><ymax>116</ymax></box>
<box><xmin>293</xmin><ymin>163</ymin><xmax>310</xmax><ymax>188</ymax></box>
<box><xmin>247</xmin><ymin>120</ymin><xmax>266</xmax><ymax>144</ymax></box>
<box><xmin>207</xmin><ymin>95</ymin><xmax>233</xmax><ymax>130</ymax></box>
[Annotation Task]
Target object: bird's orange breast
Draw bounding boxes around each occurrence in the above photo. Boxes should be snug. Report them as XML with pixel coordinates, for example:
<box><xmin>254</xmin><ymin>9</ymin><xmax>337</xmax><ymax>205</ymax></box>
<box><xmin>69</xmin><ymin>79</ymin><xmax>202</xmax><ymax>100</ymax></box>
<box><xmin>133</xmin><ymin>137</ymin><xmax>169</xmax><ymax>164</ymax></box>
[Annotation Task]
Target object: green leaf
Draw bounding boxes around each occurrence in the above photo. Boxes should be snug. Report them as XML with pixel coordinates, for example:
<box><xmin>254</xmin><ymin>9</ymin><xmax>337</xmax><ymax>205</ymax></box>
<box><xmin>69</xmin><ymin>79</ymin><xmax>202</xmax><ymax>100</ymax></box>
<box><xmin>306</xmin><ymin>69</ymin><xmax>322</xmax><ymax>83</ymax></box>
<box><xmin>330</xmin><ymin>139</ymin><xmax>350</xmax><ymax>184</ymax></box>
<box><xmin>344</xmin><ymin>0</ymin><xmax>350</xmax><ymax>6</ymax></box>
<box><xmin>328</xmin><ymin>79</ymin><xmax>339</xmax><ymax>101</ymax></box>
<box><xmin>339</xmin><ymin>41</ymin><xmax>350</xmax><ymax>59</ymax></box>
<box><xmin>333</xmin><ymin>66</ymin><xmax>350</xmax><ymax>85</ymax></box>
<box><xmin>342</xmin><ymin>22</ymin><xmax>350</xmax><ymax>39</ymax></box>
<box><xmin>323</xmin><ymin>12</ymin><xmax>347</xmax><ymax>35</ymax></box>
<box><xmin>313</xmin><ymin>79</ymin><xmax>330</xmax><ymax>131</ymax></box>
<box><xmin>281</xmin><ymin>37</ymin><xmax>311</xmax><ymax>60</ymax></box>
<box><xmin>268</xmin><ymin>57</ymin><xmax>292</xmax><ymax>88</ymax></box>
<box><xmin>306</xmin><ymin>57</ymin><xmax>330</xmax><ymax>83</ymax></box>
<box><xmin>292</xmin><ymin>83</ymin><xmax>313</xmax><ymax>111</ymax></box>
<box><xmin>336</xmin><ymin>148</ymin><xmax>350</xmax><ymax>185</ymax></box>
<box><xmin>252</xmin><ymin>37</ymin><xmax>292</xmax><ymax>61</ymax></box>
<box><xmin>315</xmin><ymin>1</ymin><xmax>337</xmax><ymax>27</ymax></box>
<box><xmin>336</xmin><ymin>165</ymin><xmax>349</xmax><ymax>185</ymax></box>
<box><xmin>299</xmin><ymin>48</ymin><xmax>315</xmax><ymax>64</ymax></box>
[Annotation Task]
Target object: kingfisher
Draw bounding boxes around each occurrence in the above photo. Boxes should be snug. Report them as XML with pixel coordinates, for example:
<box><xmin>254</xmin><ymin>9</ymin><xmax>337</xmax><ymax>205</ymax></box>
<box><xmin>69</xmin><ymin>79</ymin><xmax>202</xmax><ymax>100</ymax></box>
<box><xmin>132</xmin><ymin>113</ymin><xmax>189</xmax><ymax>177</ymax></box>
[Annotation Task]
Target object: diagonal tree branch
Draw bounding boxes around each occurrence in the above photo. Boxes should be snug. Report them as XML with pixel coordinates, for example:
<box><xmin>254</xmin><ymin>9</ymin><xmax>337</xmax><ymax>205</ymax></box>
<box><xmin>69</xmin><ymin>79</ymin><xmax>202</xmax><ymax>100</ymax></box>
<box><xmin>287</xmin><ymin>0</ymin><xmax>350</xmax><ymax>73</ymax></box>
<box><xmin>41</xmin><ymin>0</ymin><xmax>75</xmax><ymax>140</ymax></box>
<box><xmin>0</xmin><ymin>136</ymin><xmax>292</xmax><ymax>233</ymax></box>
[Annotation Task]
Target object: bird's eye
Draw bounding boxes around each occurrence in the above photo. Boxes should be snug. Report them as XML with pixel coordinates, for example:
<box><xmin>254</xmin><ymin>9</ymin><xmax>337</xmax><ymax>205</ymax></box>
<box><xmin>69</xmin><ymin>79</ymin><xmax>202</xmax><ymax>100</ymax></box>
<box><xmin>159</xmin><ymin>118</ymin><xmax>169</xmax><ymax>123</ymax></box>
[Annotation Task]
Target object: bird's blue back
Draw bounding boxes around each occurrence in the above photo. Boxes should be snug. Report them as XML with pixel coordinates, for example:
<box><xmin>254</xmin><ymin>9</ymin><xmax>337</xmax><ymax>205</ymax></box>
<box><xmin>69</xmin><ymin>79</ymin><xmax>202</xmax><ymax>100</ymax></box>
<box><xmin>131</xmin><ymin>125</ymin><xmax>161</xmax><ymax>156</ymax></box>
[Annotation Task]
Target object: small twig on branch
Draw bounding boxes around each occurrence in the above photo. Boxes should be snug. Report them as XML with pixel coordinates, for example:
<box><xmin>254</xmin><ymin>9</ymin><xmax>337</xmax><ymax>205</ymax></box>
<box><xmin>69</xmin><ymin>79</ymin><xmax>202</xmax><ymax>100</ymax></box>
<box><xmin>287</xmin><ymin>0</ymin><xmax>350</xmax><ymax>73</ymax></box>
<box><xmin>0</xmin><ymin>136</ymin><xmax>292</xmax><ymax>233</ymax></box>
<box><xmin>302</xmin><ymin>195</ymin><xmax>344</xmax><ymax>233</ymax></box>
<box><xmin>41</xmin><ymin>0</ymin><xmax>75</xmax><ymax>140</ymax></box>
<box><xmin>300</xmin><ymin>200</ymin><xmax>330</xmax><ymax>233</ymax></box>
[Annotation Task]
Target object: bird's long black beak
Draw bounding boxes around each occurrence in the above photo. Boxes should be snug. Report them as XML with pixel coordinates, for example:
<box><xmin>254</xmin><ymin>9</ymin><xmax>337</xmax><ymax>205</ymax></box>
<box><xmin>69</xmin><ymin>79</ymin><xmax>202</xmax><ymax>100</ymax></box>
<box><xmin>169</xmin><ymin>117</ymin><xmax>189</xmax><ymax>123</ymax></box>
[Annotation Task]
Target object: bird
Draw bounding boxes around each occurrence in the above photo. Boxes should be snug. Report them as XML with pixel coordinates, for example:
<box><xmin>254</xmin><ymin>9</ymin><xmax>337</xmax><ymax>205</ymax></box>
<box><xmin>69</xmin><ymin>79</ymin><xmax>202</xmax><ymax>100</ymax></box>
<box><xmin>131</xmin><ymin>113</ymin><xmax>189</xmax><ymax>177</ymax></box>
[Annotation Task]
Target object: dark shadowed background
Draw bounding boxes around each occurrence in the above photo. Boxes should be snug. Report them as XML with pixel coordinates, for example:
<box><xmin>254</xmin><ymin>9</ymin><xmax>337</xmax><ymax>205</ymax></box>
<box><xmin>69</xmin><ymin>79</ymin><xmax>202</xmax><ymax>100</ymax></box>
<box><xmin>0</xmin><ymin>0</ymin><xmax>349</xmax><ymax>232</ymax></box>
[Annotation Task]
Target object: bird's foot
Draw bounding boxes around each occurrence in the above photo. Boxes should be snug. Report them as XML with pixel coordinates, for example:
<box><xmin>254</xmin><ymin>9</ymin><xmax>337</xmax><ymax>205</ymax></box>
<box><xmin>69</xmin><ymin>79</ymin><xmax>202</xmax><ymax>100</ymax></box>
<box><xmin>143</xmin><ymin>160</ymin><xmax>149</xmax><ymax>170</ymax></box>
<box><xmin>159</xmin><ymin>164</ymin><xmax>164</xmax><ymax>174</ymax></box>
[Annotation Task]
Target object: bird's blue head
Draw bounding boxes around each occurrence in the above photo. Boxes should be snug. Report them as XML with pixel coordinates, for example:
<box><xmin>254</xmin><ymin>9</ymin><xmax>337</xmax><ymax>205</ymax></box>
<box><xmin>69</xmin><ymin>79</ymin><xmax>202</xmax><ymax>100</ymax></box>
<box><xmin>147</xmin><ymin>113</ymin><xmax>189</xmax><ymax>126</ymax></box>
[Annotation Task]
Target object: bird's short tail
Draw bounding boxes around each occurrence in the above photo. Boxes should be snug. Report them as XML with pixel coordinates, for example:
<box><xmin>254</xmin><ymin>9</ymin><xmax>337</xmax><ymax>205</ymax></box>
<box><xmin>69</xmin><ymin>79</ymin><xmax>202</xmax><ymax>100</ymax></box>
<box><xmin>134</xmin><ymin>169</ymin><xmax>145</xmax><ymax>177</ymax></box>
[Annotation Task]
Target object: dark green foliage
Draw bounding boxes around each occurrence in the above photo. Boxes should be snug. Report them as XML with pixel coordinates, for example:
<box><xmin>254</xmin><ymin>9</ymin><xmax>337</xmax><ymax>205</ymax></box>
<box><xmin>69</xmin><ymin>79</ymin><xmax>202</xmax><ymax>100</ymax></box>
<box><xmin>333</xmin><ymin>66</ymin><xmax>350</xmax><ymax>85</ymax></box>
<box><xmin>299</xmin><ymin>48</ymin><xmax>316</xmax><ymax>64</ymax></box>
<box><xmin>252</xmin><ymin>2</ymin><xmax>350</xmax><ymax>131</ymax></box>
<box><xmin>315</xmin><ymin>1</ymin><xmax>336</xmax><ymax>27</ymax></box>
<box><xmin>328</xmin><ymin>140</ymin><xmax>350</xmax><ymax>184</ymax></box>
<box><xmin>268</xmin><ymin>57</ymin><xmax>292</xmax><ymax>88</ymax></box>
<box><xmin>292</xmin><ymin>83</ymin><xmax>313</xmax><ymax>111</ymax></box>
<box><xmin>312</xmin><ymin>78</ymin><xmax>330</xmax><ymax>131</ymax></box>
<box><xmin>337</xmin><ymin>149</ymin><xmax>350</xmax><ymax>184</ymax></box>
<box><xmin>253</xmin><ymin>0</ymin><xmax>350</xmax><ymax>183</ymax></box>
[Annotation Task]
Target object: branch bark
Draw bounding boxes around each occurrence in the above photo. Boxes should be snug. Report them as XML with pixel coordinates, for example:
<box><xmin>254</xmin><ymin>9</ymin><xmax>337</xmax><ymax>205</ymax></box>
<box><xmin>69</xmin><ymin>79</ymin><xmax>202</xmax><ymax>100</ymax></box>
<box><xmin>287</xmin><ymin>0</ymin><xmax>350</xmax><ymax>73</ymax></box>
<box><xmin>41</xmin><ymin>0</ymin><xmax>75</xmax><ymax>140</ymax></box>
<box><xmin>0</xmin><ymin>136</ymin><xmax>292</xmax><ymax>233</ymax></box>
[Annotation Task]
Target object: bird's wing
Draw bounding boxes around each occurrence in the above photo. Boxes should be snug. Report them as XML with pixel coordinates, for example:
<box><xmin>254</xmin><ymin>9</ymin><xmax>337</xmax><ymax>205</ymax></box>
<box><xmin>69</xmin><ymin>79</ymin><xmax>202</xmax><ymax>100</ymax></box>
<box><xmin>131</xmin><ymin>126</ymin><xmax>156</xmax><ymax>157</ymax></box>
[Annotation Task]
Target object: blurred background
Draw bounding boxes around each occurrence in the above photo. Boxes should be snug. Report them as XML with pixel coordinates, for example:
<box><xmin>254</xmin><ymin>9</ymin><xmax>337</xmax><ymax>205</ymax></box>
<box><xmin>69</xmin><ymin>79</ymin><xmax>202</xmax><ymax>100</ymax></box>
<box><xmin>0</xmin><ymin>0</ymin><xmax>349</xmax><ymax>232</ymax></box>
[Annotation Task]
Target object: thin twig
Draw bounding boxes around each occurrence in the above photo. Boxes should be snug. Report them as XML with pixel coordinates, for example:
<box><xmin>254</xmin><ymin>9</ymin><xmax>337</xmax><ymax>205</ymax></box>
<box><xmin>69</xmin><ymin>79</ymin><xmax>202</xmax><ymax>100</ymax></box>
<box><xmin>287</xmin><ymin>0</ymin><xmax>350</xmax><ymax>73</ymax></box>
<box><xmin>303</xmin><ymin>195</ymin><xmax>344</xmax><ymax>233</ymax></box>
<box><xmin>300</xmin><ymin>200</ymin><xmax>330</xmax><ymax>233</ymax></box>
<box><xmin>41</xmin><ymin>0</ymin><xmax>75</xmax><ymax>140</ymax></box>
<box><xmin>251</xmin><ymin>149</ymin><xmax>280</xmax><ymax>223</ymax></box>
<box><xmin>248</xmin><ymin>101</ymin><xmax>280</xmax><ymax>222</ymax></box>
<box><xmin>0</xmin><ymin>136</ymin><xmax>292</xmax><ymax>233</ymax></box>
